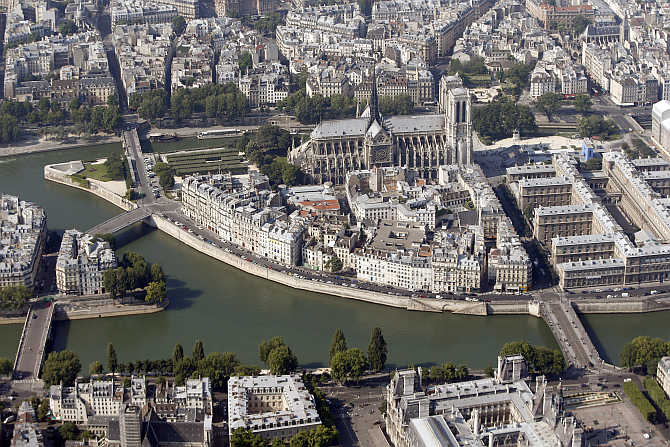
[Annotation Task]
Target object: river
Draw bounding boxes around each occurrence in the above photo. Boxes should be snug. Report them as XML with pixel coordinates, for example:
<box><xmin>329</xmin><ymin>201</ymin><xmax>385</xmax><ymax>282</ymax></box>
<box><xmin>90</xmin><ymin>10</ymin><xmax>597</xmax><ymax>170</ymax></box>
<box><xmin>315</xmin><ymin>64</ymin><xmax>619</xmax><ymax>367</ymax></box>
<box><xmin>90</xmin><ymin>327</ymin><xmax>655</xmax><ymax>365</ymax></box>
<box><xmin>0</xmin><ymin>144</ymin><xmax>668</xmax><ymax>369</ymax></box>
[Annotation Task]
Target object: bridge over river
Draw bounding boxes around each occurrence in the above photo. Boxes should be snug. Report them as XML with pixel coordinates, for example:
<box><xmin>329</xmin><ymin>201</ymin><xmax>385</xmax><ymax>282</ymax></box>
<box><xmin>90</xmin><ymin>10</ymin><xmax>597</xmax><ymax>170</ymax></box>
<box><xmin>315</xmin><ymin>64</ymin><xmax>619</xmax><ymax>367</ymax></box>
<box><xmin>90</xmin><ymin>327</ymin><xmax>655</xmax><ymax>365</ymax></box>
<box><xmin>13</xmin><ymin>303</ymin><xmax>54</xmax><ymax>380</ymax></box>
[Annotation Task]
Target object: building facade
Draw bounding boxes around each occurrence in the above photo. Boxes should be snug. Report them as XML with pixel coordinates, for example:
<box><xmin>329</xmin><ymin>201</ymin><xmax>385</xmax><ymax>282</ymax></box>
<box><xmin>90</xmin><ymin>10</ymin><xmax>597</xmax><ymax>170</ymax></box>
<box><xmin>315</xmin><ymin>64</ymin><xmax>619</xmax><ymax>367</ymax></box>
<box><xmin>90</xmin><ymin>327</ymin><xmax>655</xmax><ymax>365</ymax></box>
<box><xmin>56</xmin><ymin>229</ymin><xmax>117</xmax><ymax>296</ymax></box>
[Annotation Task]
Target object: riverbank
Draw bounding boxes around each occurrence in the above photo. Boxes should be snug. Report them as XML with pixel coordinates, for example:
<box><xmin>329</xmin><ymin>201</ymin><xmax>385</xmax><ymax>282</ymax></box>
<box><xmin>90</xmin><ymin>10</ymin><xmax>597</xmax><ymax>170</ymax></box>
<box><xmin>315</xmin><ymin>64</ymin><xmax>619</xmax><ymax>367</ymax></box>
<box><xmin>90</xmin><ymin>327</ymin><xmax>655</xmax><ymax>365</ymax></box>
<box><xmin>44</xmin><ymin>162</ymin><xmax>136</xmax><ymax>212</ymax></box>
<box><xmin>0</xmin><ymin>136</ymin><xmax>121</xmax><ymax>159</ymax></box>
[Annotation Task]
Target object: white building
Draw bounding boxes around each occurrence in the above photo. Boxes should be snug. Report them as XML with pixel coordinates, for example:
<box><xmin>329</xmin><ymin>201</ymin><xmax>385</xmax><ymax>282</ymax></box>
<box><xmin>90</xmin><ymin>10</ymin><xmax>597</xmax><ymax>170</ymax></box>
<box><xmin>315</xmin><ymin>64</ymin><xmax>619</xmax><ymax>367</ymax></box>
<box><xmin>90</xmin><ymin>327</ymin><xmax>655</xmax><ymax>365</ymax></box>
<box><xmin>529</xmin><ymin>65</ymin><xmax>555</xmax><ymax>99</ymax></box>
<box><xmin>56</xmin><ymin>229</ymin><xmax>117</xmax><ymax>296</ymax></box>
<box><xmin>181</xmin><ymin>174</ymin><xmax>304</xmax><ymax>266</ymax></box>
<box><xmin>228</xmin><ymin>375</ymin><xmax>322</xmax><ymax>442</ymax></box>
<box><xmin>0</xmin><ymin>194</ymin><xmax>46</xmax><ymax>289</ymax></box>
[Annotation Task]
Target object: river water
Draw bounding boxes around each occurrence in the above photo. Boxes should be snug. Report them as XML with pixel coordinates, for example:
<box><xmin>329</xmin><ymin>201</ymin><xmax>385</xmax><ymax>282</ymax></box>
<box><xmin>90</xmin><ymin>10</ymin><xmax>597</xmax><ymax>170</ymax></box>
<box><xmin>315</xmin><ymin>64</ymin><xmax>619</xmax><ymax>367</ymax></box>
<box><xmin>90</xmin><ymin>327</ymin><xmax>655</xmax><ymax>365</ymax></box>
<box><xmin>0</xmin><ymin>145</ymin><xmax>668</xmax><ymax>369</ymax></box>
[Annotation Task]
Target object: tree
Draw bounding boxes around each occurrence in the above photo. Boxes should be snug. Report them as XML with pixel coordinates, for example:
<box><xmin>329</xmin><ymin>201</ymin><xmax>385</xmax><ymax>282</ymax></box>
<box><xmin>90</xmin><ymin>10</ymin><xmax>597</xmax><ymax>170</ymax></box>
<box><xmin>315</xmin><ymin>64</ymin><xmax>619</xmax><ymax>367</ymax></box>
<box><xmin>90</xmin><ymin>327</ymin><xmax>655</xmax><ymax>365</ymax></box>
<box><xmin>173</xmin><ymin>344</ymin><xmax>184</xmax><ymax>365</ymax></box>
<box><xmin>89</xmin><ymin>361</ymin><xmax>104</xmax><ymax>376</ymax></box>
<box><xmin>0</xmin><ymin>285</ymin><xmax>31</xmax><ymax>310</ymax></box>
<box><xmin>193</xmin><ymin>340</ymin><xmax>205</xmax><ymax>362</ymax></box>
<box><xmin>58</xmin><ymin>20</ymin><xmax>78</xmax><ymax>35</ymax></box>
<box><xmin>0</xmin><ymin>357</ymin><xmax>12</xmax><ymax>376</ymax></box>
<box><xmin>239</xmin><ymin>51</ymin><xmax>253</xmax><ymax>73</ymax></box>
<box><xmin>267</xmin><ymin>345</ymin><xmax>298</xmax><ymax>375</ymax></box>
<box><xmin>577</xmin><ymin>114</ymin><xmax>618</xmax><ymax>139</ymax></box>
<box><xmin>324</xmin><ymin>256</ymin><xmax>343</xmax><ymax>273</ymax></box>
<box><xmin>151</xmin><ymin>263</ymin><xmax>165</xmax><ymax>282</ymax></box>
<box><xmin>107</xmin><ymin>343</ymin><xmax>118</xmax><ymax>375</ymax></box>
<box><xmin>472</xmin><ymin>96</ymin><xmax>537</xmax><ymax>143</ymax></box>
<box><xmin>330</xmin><ymin>348</ymin><xmax>368</xmax><ymax>384</ymax></box>
<box><xmin>534</xmin><ymin>92</ymin><xmax>562</xmax><ymax>121</ymax></box>
<box><xmin>42</xmin><ymin>350</ymin><xmax>81</xmax><ymax>386</ymax></box>
<box><xmin>195</xmin><ymin>352</ymin><xmax>240</xmax><ymax>390</ymax></box>
<box><xmin>58</xmin><ymin>422</ymin><xmax>79</xmax><ymax>441</ymax></box>
<box><xmin>484</xmin><ymin>365</ymin><xmax>495</xmax><ymax>377</ymax></box>
<box><xmin>171</xmin><ymin>16</ymin><xmax>186</xmax><ymax>35</ymax></box>
<box><xmin>230</xmin><ymin>428</ymin><xmax>265</xmax><ymax>447</ymax></box>
<box><xmin>38</xmin><ymin>399</ymin><xmax>50</xmax><ymax>421</ymax></box>
<box><xmin>367</xmin><ymin>327</ymin><xmax>388</xmax><ymax>372</ymax></box>
<box><xmin>259</xmin><ymin>336</ymin><xmax>286</xmax><ymax>363</ymax></box>
<box><xmin>329</xmin><ymin>329</ymin><xmax>347</xmax><ymax>362</ymax></box>
<box><xmin>145</xmin><ymin>281</ymin><xmax>167</xmax><ymax>304</ymax></box>
<box><xmin>574</xmin><ymin>94</ymin><xmax>592</xmax><ymax>115</ymax></box>
<box><xmin>0</xmin><ymin>114</ymin><xmax>20</xmax><ymax>143</ymax></box>
<box><xmin>620</xmin><ymin>336</ymin><xmax>668</xmax><ymax>373</ymax></box>
<box><xmin>572</xmin><ymin>14</ymin><xmax>591</xmax><ymax>35</ymax></box>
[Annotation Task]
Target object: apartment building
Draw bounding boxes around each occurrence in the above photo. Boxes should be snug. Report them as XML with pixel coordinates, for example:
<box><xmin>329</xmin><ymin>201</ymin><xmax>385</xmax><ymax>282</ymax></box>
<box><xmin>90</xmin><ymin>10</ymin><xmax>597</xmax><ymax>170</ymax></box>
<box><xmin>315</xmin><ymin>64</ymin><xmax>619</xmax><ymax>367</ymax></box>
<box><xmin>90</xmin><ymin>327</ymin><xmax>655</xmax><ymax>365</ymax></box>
<box><xmin>0</xmin><ymin>194</ymin><xmax>46</xmax><ymax>289</ymax></box>
<box><xmin>506</xmin><ymin>165</ymin><xmax>556</xmax><ymax>183</ymax></box>
<box><xmin>182</xmin><ymin>174</ymin><xmax>304</xmax><ymax>266</ymax></box>
<box><xmin>529</xmin><ymin>65</ymin><xmax>555</xmax><ymax>99</ymax></box>
<box><xmin>50</xmin><ymin>378</ymin><xmax>137</xmax><ymax>424</ymax></box>
<box><xmin>532</xmin><ymin>204</ymin><xmax>593</xmax><ymax>246</ymax></box>
<box><xmin>56</xmin><ymin>229</ymin><xmax>117</xmax><ymax>296</ymax></box>
<box><xmin>658</xmin><ymin>357</ymin><xmax>670</xmax><ymax>398</ymax></box>
<box><xmin>516</xmin><ymin>177</ymin><xmax>572</xmax><ymax>210</ymax></box>
<box><xmin>551</xmin><ymin>234</ymin><xmax>615</xmax><ymax>265</ymax></box>
<box><xmin>557</xmin><ymin>258</ymin><xmax>625</xmax><ymax>289</ymax></box>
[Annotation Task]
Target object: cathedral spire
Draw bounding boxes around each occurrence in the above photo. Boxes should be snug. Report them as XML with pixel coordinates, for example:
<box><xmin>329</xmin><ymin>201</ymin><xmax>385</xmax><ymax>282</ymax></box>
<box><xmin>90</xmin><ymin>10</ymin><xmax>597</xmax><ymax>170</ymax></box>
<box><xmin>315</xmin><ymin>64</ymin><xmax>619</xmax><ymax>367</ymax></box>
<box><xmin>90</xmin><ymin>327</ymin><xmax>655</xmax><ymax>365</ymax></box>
<box><xmin>367</xmin><ymin>67</ymin><xmax>382</xmax><ymax>130</ymax></box>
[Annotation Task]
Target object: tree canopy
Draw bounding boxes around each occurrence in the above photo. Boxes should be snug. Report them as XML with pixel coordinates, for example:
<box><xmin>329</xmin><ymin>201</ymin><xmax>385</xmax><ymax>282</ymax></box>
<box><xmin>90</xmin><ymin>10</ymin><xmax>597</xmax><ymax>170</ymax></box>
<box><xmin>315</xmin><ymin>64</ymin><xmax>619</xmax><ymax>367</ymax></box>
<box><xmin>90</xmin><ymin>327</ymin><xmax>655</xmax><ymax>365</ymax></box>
<box><xmin>367</xmin><ymin>327</ymin><xmax>388</xmax><ymax>372</ymax></box>
<box><xmin>620</xmin><ymin>336</ymin><xmax>670</xmax><ymax>374</ymax></box>
<box><xmin>577</xmin><ymin>114</ymin><xmax>619</xmax><ymax>139</ymax></box>
<box><xmin>329</xmin><ymin>329</ymin><xmax>347</xmax><ymax>362</ymax></box>
<box><xmin>428</xmin><ymin>362</ymin><xmax>469</xmax><ymax>383</ymax></box>
<box><xmin>499</xmin><ymin>341</ymin><xmax>565</xmax><ymax>376</ymax></box>
<box><xmin>172</xmin><ymin>16</ymin><xmax>186</xmax><ymax>35</ymax></box>
<box><xmin>534</xmin><ymin>92</ymin><xmax>563</xmax><ymax>121</ymax></box>
<box><xmin>0</xmin><ymin>285</ymin><xmax>32</xmax><ymax>311</ymax></box>
<box><xmin>42</xmin><ymin>350</ymin><xmax>81</xmax><ymax>386</ymax></box>
<box><xmin>472</xmin><ymin>97</ymin><xmax>537</xmax><ymax>143</ymax></box>
<box><xmin>330</xmin><ymin>348</ymin><xmax>367</xmax><ymax>384</ymax></box>
<box><xmin>259</xmin><ymin>337</ymin><xmax>298</xmax><ymax>375</ymax></box>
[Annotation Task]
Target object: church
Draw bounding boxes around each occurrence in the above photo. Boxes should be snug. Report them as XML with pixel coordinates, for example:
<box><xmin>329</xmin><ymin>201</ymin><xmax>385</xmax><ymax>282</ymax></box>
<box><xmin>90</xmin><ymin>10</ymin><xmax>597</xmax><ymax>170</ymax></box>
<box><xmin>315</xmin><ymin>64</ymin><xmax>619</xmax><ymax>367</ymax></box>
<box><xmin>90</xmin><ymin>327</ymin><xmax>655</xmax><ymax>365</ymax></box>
<box><xmin>288</xmin><ymin>74</ymin><xmax>473</xmax><ymax>185</ymax></box>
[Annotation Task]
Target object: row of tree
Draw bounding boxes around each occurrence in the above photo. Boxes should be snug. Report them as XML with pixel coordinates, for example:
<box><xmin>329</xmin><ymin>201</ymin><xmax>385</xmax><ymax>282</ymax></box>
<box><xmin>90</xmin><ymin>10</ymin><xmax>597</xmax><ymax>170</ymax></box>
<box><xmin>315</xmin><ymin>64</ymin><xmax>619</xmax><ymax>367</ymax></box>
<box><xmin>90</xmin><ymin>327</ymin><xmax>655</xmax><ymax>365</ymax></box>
<box><xmin>231</xmin><ymin>425</ymin><xmax>338</xmax><ymax>447</ymax></box>
<box><xmin>533</xmin><ymin>92</ymin><xmax>592</xmax><ymax>121</ymax></box>
<box><xmin>130</xmin><ymin>84</ymin><xmax>250</xmax><ymax>123</ymax></box>
<box><xmin>624</xmin><ymin>380</ymin><xmax>657</xmax><ymax>423</ymax></box>
<box><xmin>102</xmin><ymin>252</ymin><xmax>167</xmax><ymax>304</ymax></box>
<box><xmin>499</xmin><ymin>341</ymin><xmax>566</xmax><ymax>376</ymax></box>
<box><xmin>328</xmin><ymin>328</ymin><xmax>387</xmax><ymax>383</ymax></box>
<box><xmin>643</xmin><ymin>376</ymin><xmax>670</xmax><ymax>422</ymax></box>
<box><xmin>0</xmin><ymin>97</ymin><xmax>122</xmax><ymax>143</ymax></box>
<box><xmin>0</xmin><ymin>285</ymin><xmax>32</xmax><ymax>311</ymax></box>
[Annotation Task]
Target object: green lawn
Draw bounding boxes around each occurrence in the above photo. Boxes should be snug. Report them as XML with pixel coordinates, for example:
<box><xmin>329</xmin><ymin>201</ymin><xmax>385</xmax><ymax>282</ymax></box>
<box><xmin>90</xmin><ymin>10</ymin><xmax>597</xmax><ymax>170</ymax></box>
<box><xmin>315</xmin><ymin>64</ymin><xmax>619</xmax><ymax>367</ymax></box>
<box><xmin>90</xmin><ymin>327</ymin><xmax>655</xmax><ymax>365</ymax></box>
<box><xmin>141</xmin><ymin>136</ymin><xmax>241</xmax><ymax>154</ymax></box>
<box><xmin>80</xmin><ymin>163</ymin><xmax>116</xmax><ymax>181</ymax></box>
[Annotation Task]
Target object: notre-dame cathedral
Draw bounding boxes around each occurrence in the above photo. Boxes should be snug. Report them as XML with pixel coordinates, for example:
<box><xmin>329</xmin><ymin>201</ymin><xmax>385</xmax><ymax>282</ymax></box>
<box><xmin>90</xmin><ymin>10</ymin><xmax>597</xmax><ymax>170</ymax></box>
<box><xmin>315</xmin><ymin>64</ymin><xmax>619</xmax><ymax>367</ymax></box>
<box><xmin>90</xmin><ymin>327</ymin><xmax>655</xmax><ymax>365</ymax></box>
<box><xmin>288</xmin><ymin>74</ymin><xmax>473</xmax><ymax>185</ymax></box>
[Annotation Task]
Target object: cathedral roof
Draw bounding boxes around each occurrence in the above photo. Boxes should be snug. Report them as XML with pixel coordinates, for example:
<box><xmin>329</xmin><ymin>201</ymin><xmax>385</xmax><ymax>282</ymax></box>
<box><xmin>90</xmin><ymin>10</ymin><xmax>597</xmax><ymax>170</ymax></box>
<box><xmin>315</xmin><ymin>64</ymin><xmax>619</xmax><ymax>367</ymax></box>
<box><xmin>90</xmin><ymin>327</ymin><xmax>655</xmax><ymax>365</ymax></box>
<box><xmin>386</xmin><ymin>115</ymin><xmax>445</xmax><ymax>133</ymax></box>
<box><xmin>311</xmin><ymin>117</ymin><xmax>368</xmax><ymax>138</ymax></box>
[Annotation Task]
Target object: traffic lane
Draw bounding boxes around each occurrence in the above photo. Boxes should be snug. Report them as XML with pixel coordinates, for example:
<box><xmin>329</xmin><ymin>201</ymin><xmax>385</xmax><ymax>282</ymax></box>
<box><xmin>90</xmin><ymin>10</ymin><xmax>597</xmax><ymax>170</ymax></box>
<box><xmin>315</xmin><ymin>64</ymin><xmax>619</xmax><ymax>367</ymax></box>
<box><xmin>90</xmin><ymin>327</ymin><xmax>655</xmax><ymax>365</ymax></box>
<box><xmin>15</xmin><ymin>306</ymin><xmax>49</xmax><ymax>378</ymax></box>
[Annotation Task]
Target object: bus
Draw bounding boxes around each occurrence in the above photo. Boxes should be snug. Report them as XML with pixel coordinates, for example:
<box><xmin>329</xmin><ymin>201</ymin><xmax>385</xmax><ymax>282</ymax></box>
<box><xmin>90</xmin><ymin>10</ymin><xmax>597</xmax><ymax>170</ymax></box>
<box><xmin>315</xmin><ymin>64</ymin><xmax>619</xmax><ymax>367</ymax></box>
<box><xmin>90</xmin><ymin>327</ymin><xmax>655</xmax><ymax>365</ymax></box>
<box><xmin>197</xmin><ymin>129</ymin><xmax>241</xmax><ymax>139</ymax></box>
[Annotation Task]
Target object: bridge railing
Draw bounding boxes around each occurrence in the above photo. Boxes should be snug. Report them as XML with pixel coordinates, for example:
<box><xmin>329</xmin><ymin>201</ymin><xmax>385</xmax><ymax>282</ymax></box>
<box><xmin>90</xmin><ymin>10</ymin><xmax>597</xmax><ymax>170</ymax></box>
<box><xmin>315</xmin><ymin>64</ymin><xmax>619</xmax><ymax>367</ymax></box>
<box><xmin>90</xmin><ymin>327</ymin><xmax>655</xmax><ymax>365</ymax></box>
<box><xmin>12</xmin><ymin>307</ymin><xmax>33</xmax><ymax>377</ymax></box>
<box><xmin>33</xmin><ymin>304</ymin><xmax>55</xmax><ymax>378</ymax></box>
